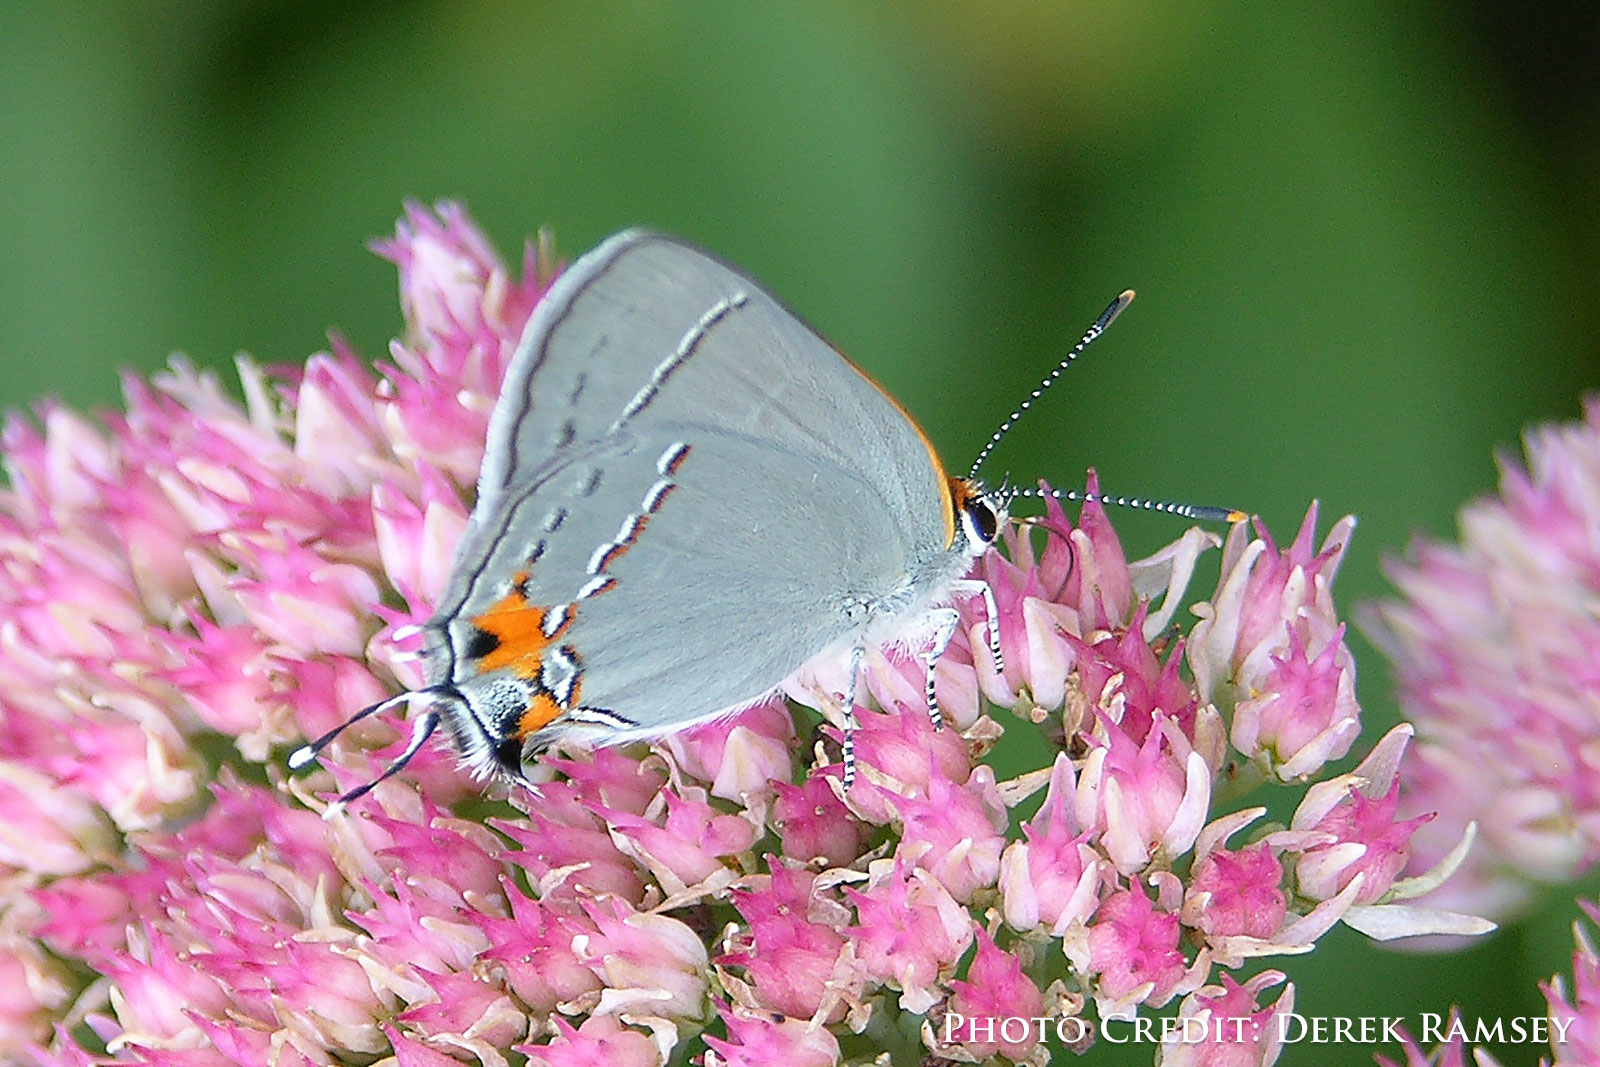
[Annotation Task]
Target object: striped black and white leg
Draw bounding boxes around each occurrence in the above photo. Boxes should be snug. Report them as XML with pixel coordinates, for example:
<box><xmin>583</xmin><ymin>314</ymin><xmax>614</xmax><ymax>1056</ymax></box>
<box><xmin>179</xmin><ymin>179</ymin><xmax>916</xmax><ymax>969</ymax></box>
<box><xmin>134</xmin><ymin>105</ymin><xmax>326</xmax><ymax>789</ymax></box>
<box><xmin>948</xmin><ymin>579</ymin><xmax>1003</xmax><ymax>674</ymax></box>
<box><xmin>841</xmin><ymin>643</ymin><xmax>865</xmax><ymax>789</ymax></box>
<box><xmin>924</xmin><ymin>581</ymin><xmax>1004</xmax><ymax>732</ymax></box>
<box><xmin>924</xmin><ymin>607</ymin><xmax>961</xmax><ymax>731</ymax></box>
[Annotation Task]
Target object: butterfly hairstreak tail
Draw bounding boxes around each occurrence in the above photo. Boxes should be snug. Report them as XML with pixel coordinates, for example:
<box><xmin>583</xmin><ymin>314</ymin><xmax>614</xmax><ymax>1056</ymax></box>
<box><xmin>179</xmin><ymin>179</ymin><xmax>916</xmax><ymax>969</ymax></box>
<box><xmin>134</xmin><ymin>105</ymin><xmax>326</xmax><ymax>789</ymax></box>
<box><xmin>290</xmin><ymin>230</ymin><xmax>1243</xmax><ymax>811</ymax></box>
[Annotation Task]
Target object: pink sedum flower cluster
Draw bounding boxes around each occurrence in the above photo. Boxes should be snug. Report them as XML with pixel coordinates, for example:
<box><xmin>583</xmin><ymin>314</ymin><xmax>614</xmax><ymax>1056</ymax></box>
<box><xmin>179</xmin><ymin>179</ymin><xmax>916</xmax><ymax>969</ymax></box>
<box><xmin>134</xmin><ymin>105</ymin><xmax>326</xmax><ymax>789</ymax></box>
<box><xmin>1544</xmin><ymin>901</ymin><xmax>1600</xmax><ymax>1067</ymax></box>
<box><xmin>1379</xmin><ymin>897</ymin><xmax>1600</xmax><ymax>1067</ymax></box>
<box><xmin>1369</xmin><ymin>403</ymin><xmax>1600</xmax><ymax>922</ymax></box>
<box><xmin>0</xmin><ymin>204</ymin><xmax>1486</xmax><ymax>1067</ymax></box>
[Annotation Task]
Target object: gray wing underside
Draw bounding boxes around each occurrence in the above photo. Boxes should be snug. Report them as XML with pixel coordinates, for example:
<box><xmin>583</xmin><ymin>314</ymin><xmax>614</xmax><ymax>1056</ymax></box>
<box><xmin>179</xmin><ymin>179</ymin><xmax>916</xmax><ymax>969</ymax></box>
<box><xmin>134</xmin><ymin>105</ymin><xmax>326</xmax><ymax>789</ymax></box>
<box><xmin>571</xmin><ymin>428</ymin><xmax>915</xmax><ymax>729</ymax></box>
<box><xmin>428</xmin><ymin>229</ymin><xmax>958</xmax><ymax>732</ymax></box>
<box><xmin>438</xmin><ymin>427</ymin><xmax>914</xmax><ymax>730</ymax></box>
<box><xmin>473</xmin><ymin>230</ymin><xmax>950</xmax><ymax>555</ymax></box>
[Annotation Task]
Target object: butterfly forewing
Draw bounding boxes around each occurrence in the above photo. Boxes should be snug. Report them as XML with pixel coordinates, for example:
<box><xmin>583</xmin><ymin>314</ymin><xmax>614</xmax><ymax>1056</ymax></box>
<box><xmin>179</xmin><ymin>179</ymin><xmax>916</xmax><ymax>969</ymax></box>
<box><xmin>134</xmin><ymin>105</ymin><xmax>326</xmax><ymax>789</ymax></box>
<box><xmin>428</xmin><ymin>232</ymin><xmax>964</xmax><ymax>747</ymax></box>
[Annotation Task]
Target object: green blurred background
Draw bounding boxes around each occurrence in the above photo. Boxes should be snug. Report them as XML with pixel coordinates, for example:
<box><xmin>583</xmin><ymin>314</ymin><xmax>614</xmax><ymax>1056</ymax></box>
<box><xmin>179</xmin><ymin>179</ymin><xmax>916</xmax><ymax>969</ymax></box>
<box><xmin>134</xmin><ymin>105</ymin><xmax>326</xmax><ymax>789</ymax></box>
<box><xmin>2</xmin><ymin>2</ymin><xmax>1595</xmax><ymax>1063</ymax></box>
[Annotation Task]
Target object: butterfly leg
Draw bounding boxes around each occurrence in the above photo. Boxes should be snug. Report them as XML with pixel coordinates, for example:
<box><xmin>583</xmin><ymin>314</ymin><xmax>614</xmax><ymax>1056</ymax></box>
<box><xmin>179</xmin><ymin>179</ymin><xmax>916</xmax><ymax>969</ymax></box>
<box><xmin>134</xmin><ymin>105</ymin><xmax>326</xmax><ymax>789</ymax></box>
<box><xmin>923</xmin><ymin>580</ymin><xmax>1000</xmax><ymax>731</ymax></box>
<box><xmin>941</xmin><ymin>578</ymin><xmax>1003</xmax><ymax>674</ymax></box>
<box><xmin>841</xmin><ymin>642</ymin><xmax>865</xmax><ymax>790</ymax></box>
<box><xmin>923</xmin><ymin>607</ymin><xmax>960</xmax><ymax>731</ymax></box>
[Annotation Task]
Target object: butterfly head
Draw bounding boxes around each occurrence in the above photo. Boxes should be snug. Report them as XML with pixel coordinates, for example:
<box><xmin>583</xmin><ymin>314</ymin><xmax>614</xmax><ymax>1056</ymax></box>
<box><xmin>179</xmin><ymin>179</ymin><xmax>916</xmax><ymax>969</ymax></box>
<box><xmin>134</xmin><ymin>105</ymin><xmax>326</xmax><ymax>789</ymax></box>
<box><xmin>951</xmin><ymin>476</ymin><xmax>1007</xmax><ymax>557</ymax></box>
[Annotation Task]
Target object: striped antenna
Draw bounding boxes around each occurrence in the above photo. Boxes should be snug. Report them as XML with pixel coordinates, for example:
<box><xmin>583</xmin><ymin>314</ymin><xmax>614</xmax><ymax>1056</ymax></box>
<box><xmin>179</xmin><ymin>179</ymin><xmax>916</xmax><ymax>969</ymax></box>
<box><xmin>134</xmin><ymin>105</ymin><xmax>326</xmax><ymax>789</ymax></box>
<box><xmin>1007</xmin><ymin>485</ymin><xmax>1247</xmax><ymax>525</ymax></box>
<box><xmin>319</xmin><ymin>711</ymin><xmax>440</xmax><ymax>820</ymax></box>
<box><xmin>288</xmin><ymin>692</ymin><xmax>412</xmax><ymax>770</ymax></box>
<box><xmin>968</xmin><ymin>289</ymin><xmax>1136</xmax><ymax>480</ymax></box>
<box><xmin>289</xmin><ymin>686</ymin><xmax>461</xmax><ymax>818</ymax></box>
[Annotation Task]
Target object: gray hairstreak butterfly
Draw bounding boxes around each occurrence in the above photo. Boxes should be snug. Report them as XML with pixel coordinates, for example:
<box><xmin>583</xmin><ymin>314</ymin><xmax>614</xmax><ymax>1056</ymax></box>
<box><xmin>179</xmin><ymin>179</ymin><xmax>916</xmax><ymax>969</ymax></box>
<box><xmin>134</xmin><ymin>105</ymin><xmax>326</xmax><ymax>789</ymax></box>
<box><xmin>291</xmin><ymin>230</ymin><xmax>1239</xmax><ymax>806</ymax></box>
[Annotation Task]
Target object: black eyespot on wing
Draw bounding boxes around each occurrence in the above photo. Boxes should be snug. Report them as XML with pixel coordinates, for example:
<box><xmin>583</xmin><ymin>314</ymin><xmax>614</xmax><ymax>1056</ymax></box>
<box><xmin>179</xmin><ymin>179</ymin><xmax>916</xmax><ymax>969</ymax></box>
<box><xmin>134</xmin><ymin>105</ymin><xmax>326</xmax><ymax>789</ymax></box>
<box><xmin>463</xmin><ymin>625</ymin><xmax>501</xmax><ymax>661</ymax></box>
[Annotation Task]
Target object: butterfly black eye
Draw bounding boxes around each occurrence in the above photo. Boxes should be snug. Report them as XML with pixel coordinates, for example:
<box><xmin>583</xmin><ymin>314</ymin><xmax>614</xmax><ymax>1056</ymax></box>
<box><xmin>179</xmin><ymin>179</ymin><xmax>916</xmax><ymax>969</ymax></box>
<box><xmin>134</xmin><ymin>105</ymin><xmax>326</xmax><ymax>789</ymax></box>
<box><xmin>962</xmin><ymin>498</ymin><xmax>1000</xmax><ymax>547</ymax></box>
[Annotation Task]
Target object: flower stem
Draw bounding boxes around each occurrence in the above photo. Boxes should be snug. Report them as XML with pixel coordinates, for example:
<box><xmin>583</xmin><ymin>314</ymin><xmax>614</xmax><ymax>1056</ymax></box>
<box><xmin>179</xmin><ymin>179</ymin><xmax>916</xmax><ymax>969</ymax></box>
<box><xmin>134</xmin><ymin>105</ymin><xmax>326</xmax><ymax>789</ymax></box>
<box><xmin>1213</xmin><ymin>756</ymin><xmax>1270</xmax><ymax>805</ymax></box>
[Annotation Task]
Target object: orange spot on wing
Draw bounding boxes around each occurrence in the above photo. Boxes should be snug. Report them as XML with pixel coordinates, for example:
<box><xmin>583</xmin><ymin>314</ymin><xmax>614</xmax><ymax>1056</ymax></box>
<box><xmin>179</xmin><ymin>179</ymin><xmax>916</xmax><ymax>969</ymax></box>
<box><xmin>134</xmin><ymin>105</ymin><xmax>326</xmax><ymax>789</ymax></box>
<box><xmin>470</xmin><ymin>585</ymin><xmax>570</xmax><ymax>676</ymax></box>
<box><xmin>518</xmin><ymin>691</ymin><xmax>565</xmax><ymax>737</ymax></box>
